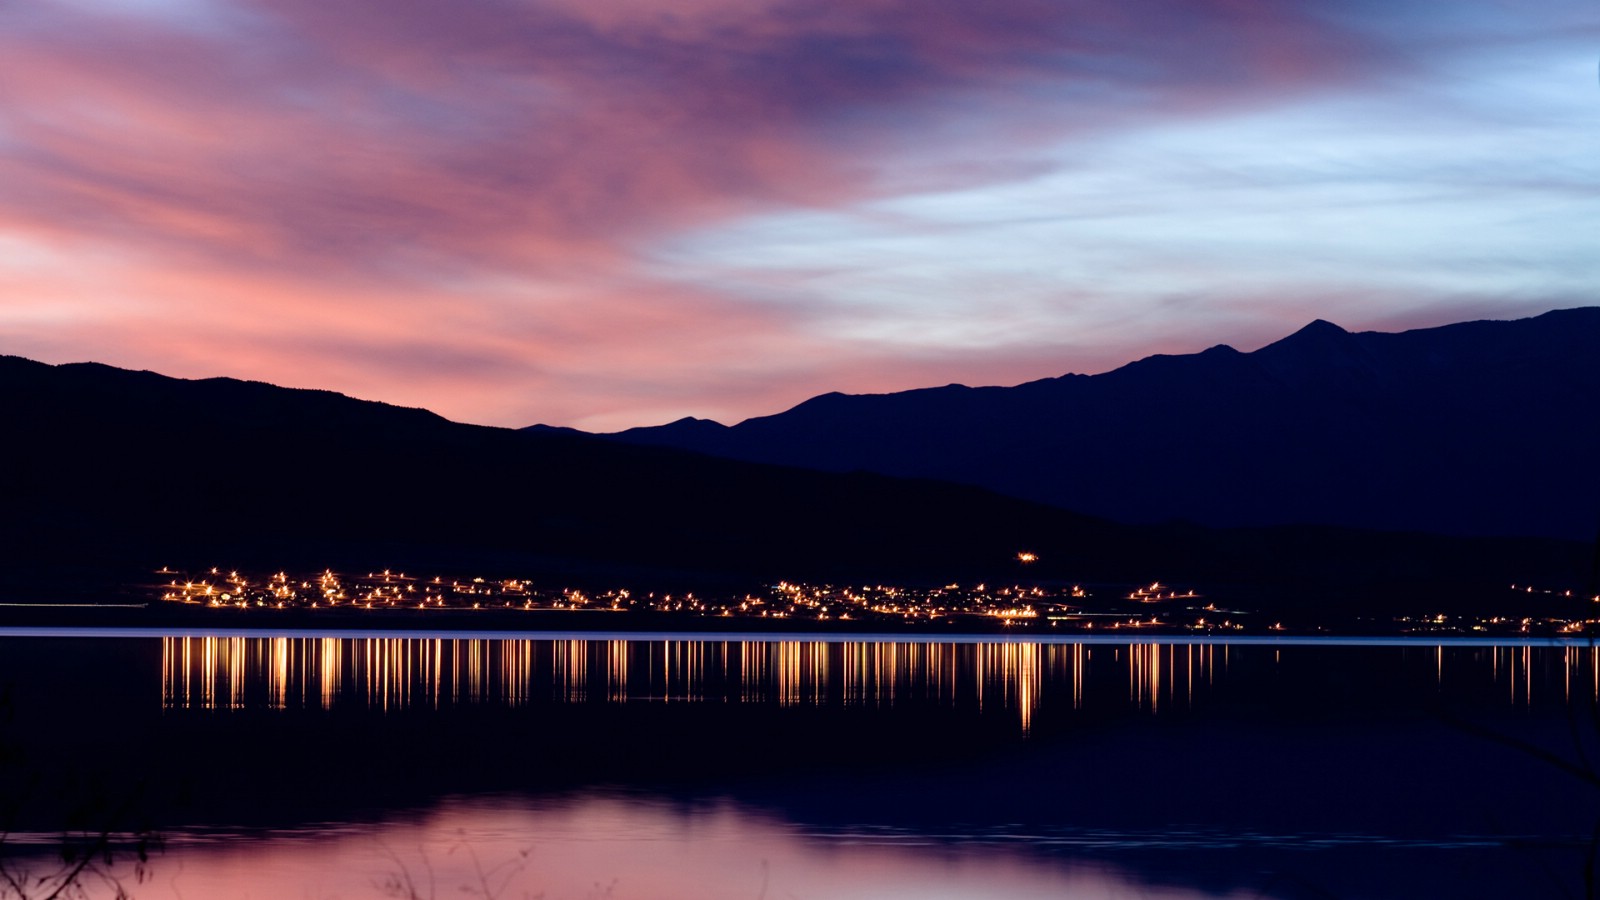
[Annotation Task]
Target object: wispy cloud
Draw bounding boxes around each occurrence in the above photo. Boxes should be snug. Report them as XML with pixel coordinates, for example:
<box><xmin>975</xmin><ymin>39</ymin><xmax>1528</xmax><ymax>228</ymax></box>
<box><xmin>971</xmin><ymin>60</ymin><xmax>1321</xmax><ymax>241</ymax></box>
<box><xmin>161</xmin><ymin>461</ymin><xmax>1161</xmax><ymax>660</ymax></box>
<box><xmin>0</xmin><ymin>0</ymin><xmax>1593</xmax><ymax>428</ymax></box>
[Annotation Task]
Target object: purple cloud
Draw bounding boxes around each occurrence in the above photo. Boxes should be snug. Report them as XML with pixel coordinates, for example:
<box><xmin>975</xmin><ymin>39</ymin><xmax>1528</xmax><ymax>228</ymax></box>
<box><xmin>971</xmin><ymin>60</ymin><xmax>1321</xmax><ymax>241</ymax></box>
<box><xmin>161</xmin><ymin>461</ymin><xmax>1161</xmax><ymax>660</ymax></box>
<box><xmin>0</xmin><ymin>0</ymin><xmax>1588</xmax><ymax>428</ymax></box>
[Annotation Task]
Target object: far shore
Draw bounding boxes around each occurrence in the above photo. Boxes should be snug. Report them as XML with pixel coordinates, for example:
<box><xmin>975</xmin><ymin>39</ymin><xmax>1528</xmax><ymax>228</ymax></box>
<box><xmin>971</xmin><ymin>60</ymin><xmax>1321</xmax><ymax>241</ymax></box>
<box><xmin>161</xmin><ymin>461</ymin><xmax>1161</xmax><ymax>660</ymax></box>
<box><xmin>0</xmin><ymin>600</ymin><xmax>1588</xmax><ymax>641</ymax></box>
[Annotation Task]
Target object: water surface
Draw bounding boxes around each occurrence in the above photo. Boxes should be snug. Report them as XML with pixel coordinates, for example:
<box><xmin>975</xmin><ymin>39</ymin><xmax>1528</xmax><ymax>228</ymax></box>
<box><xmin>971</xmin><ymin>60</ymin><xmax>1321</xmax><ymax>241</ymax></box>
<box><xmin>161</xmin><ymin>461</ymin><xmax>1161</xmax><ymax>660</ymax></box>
<box><xmin>0</xmin><ymin>631</ymin><xmax>1592</xmax><ymax>898</ymax></box>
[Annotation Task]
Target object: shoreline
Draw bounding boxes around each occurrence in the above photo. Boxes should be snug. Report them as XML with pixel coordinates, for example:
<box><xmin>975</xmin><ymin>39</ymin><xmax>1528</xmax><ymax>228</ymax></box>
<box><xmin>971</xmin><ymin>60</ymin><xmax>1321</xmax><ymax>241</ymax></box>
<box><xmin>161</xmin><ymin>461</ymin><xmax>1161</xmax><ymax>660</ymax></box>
<box><xmin>0</xmin><ymin>602</ymin><xmax>1588</xmax><ymax>642</ymax></box>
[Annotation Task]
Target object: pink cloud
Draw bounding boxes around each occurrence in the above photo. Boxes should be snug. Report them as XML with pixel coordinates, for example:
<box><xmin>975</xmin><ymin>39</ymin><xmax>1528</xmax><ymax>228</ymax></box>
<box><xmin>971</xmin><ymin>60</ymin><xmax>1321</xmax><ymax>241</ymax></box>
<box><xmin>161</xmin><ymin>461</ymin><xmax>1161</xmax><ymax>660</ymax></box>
<box><xmin>0</xmin><ymin>0</ymin><xmax>1425</xmax><ymax>427</ymax></box>
<box><xmin>1</xmin><ymin>0</ymin><xmax>1396</xmax><ymax>270</ymax></box>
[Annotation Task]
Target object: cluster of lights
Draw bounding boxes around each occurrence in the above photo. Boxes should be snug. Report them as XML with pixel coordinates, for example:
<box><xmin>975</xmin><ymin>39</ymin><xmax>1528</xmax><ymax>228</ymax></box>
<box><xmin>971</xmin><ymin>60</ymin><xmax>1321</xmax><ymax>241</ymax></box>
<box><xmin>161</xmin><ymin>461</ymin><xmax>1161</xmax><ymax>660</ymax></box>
<box><xmin>1384</xmin><ymin>584</ymin><xmax>1600</xmax><ymax>635</ymax></box>
<box><xmin>762</xmin><ymin>580</ymin><xmax>1101</xmax><ymax>623</ymax></box>
<box><xmin>153</xmin><ymin>565</ymin><xmax>1235</xmax><ymax>629</ymax></box>
<box><xmin>1511</xmin><ymin>583</ymin><xmax>1600</xmax><ymax>603</ymax></box>
<box><xmin>1396</xmin><ymin>613</ymin><xmax>1600</xmax><ymax>636</ymax></box>
<box><xmin>158</xmin><ymin>567</ymin><xmax>627</xmax><ymax>613</ymax></box>
<box><xmin>155</xmin><ymin>565</ymin><xmax>1600</xmax><ymax>635</ymax></box>
<box><xmin>1127</xmin><ymin>581</ymin><xmax>1199</xmax><ymax>602</ymax></box>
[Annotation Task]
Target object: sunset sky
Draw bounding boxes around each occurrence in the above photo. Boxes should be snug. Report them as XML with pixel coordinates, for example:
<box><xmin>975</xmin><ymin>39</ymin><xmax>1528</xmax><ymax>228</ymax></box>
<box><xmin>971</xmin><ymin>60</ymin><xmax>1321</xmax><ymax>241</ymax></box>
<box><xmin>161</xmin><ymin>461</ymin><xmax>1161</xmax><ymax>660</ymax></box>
<box><xmin>2</xmin><ymin>0</ymin><xmax>1595</xmax><ymax>430</ymax></box>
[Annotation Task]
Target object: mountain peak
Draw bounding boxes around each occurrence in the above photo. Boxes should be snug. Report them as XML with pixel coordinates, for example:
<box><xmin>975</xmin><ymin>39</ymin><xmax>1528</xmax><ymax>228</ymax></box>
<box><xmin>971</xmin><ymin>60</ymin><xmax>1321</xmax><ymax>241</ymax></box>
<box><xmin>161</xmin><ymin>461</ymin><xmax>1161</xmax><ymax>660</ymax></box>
<box><xmin>605</xmin><ymin>415</ymin><xmax>728</xmax><ymax>442</ymax></box>
<box><xmin>594</xmin><ymin>308</ymin><xmax>1598</xmax><ymax>539</ymax></box>
<box><xmin>1293</xmin><ymin>318</ymin><xmax>1348</xmax><ymax>338</ymax></box>
<box><xmin>1255</xmin><ymin>318</ymin><xmax>1356</xmax><ymax>359</ymax></box>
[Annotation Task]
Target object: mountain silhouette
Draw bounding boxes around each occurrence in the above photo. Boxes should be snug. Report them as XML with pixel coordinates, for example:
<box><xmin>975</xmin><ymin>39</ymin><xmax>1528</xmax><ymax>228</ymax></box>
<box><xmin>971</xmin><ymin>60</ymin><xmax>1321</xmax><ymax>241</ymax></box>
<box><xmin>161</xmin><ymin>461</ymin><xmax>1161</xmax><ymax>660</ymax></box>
<box><xmin>0</xmin><ymin>353</ymin><xmax>1588</xmax><ymax>612</ymax></box>
<box><xmin>0</xmin><ymin>355</ymin><xmax>1135</xmax><ymax>594</ymax></box>
<box><xmin>595</xmin><ymin>308</ymin><xmax>1600</xmax><ymax>541</ymax></box>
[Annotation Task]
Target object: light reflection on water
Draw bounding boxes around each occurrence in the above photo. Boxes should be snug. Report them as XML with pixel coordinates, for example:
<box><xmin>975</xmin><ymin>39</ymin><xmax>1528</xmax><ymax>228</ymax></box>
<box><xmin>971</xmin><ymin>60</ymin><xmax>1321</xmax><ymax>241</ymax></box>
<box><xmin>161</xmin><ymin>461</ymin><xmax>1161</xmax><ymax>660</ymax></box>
<box><xmin>6</xmin><ymin>632</ymin><xmax>1595</xmax><ymax>899</ymax></box>
<box><xmin>84</xmin><ymin>796</ymin><xmax>1267</xmax><ymax>900</ymax></box>
<box><xmin>160</xmin><ymin>634</ymin><xmax>1600</xmax><ymax>732</ymax></box>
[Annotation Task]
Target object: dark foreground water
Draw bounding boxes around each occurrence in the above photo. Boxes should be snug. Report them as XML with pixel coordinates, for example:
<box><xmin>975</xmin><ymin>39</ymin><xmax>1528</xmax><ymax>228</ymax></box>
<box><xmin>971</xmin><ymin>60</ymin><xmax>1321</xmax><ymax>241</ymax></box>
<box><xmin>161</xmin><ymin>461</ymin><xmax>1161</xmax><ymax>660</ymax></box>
<box><xmin>0</xmin><ymin>629</ymin><xmax>1595</xmax><ymax>899</ymax></box>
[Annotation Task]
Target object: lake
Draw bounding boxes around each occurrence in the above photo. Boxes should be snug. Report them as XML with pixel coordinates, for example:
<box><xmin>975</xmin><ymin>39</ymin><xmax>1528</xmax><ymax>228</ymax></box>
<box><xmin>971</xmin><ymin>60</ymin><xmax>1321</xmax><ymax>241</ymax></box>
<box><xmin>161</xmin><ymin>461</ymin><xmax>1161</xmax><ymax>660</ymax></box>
<box><xmin>0</xmin><ymin>629</ymin><xmax>1593</xmax><ymax>899</ymax></box>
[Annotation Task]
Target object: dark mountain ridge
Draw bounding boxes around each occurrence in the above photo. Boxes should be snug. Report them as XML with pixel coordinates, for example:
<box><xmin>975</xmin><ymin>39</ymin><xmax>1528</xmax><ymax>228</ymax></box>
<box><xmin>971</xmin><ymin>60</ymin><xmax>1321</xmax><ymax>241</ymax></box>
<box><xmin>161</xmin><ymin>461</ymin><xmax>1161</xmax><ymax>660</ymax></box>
<box><xmin>0</xmin><ymin>353</ymin><xmax>1589</xmax><ymax>612</ymax></box>
<box><xmin>596</xmin><ymin>308</ymin><xmax>1600</xmax><ymax>541</ymax></box>
<box><xmin>0</xmin><ymin>354</ymin><xmax>1125</xmax><ymax>594</ymax></box>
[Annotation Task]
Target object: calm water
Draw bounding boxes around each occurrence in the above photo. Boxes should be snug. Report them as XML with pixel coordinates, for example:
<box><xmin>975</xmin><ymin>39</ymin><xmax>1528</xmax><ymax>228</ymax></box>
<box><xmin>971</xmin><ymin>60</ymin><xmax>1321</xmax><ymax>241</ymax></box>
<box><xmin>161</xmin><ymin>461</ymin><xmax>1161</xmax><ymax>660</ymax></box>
<box><xmin>0</xmin><ymin>630</ymin><xmax>1595</xmax><ymax>899</ymax></box>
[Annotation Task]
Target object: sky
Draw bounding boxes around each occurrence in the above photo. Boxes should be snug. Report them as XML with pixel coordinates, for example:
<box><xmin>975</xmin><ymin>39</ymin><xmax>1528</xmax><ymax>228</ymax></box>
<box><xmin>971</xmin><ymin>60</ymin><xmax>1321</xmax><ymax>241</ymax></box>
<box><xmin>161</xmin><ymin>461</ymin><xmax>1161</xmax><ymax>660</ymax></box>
<box><xmin>1</xmin><ymin>0</ymin><xmax>1596</xmax><ymax>431</ymax></box>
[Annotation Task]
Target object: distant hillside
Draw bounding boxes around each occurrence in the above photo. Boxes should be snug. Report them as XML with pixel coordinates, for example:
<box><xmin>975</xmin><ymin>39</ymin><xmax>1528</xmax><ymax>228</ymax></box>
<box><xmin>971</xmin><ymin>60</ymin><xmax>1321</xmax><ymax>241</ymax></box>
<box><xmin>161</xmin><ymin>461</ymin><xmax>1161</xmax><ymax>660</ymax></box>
<box><xmin>1</xmin><ymin>354</ymin><xmax>1588</xmax><ymax>610</ymax></box>
<box><xmin>596</xmin><ymin>308</ymin><xmax>1600</xmax><ymax>541</ymax></box>
<box><xmin>0</xmin><ymin>355</ymin><xmax>1135</xmax><ymax>595</ymax></box>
